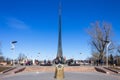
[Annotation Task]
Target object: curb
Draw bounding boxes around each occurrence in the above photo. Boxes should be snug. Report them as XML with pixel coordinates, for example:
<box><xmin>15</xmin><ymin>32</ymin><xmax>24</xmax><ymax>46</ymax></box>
<box><xmin>14</xmin><ymin>67</ymin><xmax>26</xmax><ymax>73</ymax></box>
<box><xmin>104</xmin><ymin>67</ymin><xmax>120</xmax><ymax>74</ymax></box>
<box><xmin>95</xmin><ymin>67</ymin><xmax>109</xmax><ymax>74</ymax></box>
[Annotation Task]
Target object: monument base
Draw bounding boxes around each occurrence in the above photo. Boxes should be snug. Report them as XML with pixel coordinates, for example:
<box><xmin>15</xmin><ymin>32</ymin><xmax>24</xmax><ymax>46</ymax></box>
<box><xmin>54</xmin><ymin>64</ymin><xmax>64</xmax><ymax>80</ymax></box>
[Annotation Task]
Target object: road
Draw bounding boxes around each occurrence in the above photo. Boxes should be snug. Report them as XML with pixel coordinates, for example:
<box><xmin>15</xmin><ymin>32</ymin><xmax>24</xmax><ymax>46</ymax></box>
<box><xmin>0</xmin><ymin>72</ymin><xmax>120</xmax><ymax>80</ymax></box>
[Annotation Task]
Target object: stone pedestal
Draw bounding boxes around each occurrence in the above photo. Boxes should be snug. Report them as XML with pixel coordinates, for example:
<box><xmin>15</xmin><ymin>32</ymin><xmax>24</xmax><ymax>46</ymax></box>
<box><xmin>54</xmin><ymin>64</ymin><xmax>64</xmax><ymax>80</ymax></box>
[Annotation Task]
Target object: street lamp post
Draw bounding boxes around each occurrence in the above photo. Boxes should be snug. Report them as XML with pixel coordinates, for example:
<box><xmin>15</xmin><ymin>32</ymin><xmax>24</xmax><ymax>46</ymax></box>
<box><xmin>11</xmin><ymin>41</ymin><xmax>17</xmax><ymax>66</ymax></box>
<box><xmin>38</xmin><ymin>52</ymin><xmax>40</xmax><ymax>60</ymax></box>
<box><xmin>80</xmin><ymin>53</ymin><xmax>82</xmax><ymax>60</ymax></box>
<box><xmin>105</xmin><ymin>41</ymin><xmax>111</xmax><ymax>67</ymax></box>
<box><xmin>79</xmin><ymin>53</ymin><xmax>82</xmax><ymax>64</ymax></box>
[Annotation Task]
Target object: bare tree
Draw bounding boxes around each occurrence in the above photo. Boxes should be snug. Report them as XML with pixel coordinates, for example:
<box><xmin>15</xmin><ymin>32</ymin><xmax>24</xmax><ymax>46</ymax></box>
<box><xmin>18</xmin><ymin>53</ymin><xmax>26</xmax><ymax>61</ymax></box>
<box><xmin>116</xmin><ymin>45</ymin><xmax>120</xmax><ymax>65</ymax></box>
<box><xmin>87</xmin><ymin>21</ymin><xmax>114</xmax><ymax>61</ymax></box>
<box><xmin>0</xmin><ymin>42</ymin><xmax>4</xmax><ymax>62</ymax></box>
<box><xmin>91</xmin><ymin>52</ymin><xmax>99</xmax><ymax>60</ymax></box>
<box><xmin>117</xmin><ymin>45</ymin><xmax>120</xmax><ymax>54</ymax></box>
<box><xmin>5</xmin><ymin>57</ymin><xmax>11</xmax><ymax>64</ymax></box>
<box><xmin>0</xmin><ymin>42</ymin><xmax>2</xmax><ymax>55</ymax></box>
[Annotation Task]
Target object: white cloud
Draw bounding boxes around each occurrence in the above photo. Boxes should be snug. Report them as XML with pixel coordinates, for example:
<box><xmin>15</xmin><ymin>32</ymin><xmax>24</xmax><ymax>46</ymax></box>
<box><xmin>6</xmin><ymin>17</ymin><xmax>29</xmax><ymax>30</ymax></box>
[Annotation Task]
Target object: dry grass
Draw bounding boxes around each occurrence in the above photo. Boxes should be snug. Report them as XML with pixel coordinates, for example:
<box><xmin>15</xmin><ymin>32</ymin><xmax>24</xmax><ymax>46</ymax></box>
<box><xmin>0</xmin><ymin>66</ymin><xmax>11</xmax><ymax>72</ymax></box>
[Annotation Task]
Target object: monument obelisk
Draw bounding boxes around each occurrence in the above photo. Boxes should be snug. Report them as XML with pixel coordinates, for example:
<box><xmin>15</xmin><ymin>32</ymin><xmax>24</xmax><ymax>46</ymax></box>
<box><xmin>54</xmin><ymin>1</ymin><xmax>64</xmax><ymax>79</ymax></box>
<box><xmin>56</xmin><ymin>1</ymin><xmax>63</xmax><ymax>63</ymax></box>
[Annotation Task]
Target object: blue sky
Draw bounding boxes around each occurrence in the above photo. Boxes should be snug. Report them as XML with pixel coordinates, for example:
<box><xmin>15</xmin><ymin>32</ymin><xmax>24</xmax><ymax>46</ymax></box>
<box><xmin>0</xmin><ymin>0</ymin><xmax>120</xmax><ymax>60</ymax></box>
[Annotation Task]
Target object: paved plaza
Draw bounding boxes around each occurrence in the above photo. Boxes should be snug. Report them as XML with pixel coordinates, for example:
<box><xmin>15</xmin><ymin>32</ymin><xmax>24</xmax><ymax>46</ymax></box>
<box><xmin>1</xmin><ymin>72</ymin><xmax>120</xmax><ymax>80</ymax></box>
